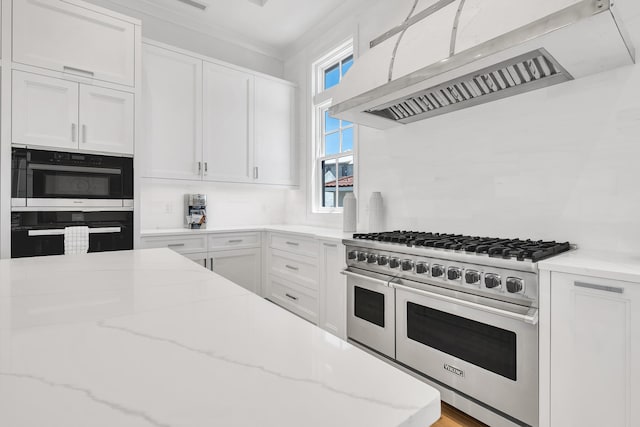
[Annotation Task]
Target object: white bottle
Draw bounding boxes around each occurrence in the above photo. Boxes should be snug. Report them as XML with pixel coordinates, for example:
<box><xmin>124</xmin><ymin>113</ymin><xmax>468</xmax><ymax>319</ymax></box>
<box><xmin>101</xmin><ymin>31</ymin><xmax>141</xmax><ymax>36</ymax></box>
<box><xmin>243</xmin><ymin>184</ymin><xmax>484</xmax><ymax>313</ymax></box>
<box><xmin>368</xmin><ymin>192</ymin><xmax>383</xmax><ymax>232</ymax></box>
<box><xmin>343</xmin><ymin>192</ymin><xmax>357</xmax><ymax>232</ymax></box>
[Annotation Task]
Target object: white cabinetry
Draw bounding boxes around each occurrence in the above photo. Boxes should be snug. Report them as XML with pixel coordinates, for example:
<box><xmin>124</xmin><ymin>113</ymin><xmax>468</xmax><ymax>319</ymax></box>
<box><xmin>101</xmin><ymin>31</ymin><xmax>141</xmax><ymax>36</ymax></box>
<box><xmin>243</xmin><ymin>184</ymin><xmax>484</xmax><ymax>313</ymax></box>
<box><xmin>142</xmin><ymin>44</ymin><xmax>202</xmax><ymax>179</ymax></box>
<box><xmin>210</xmin><ymin>248</ymin><xmax>261</xmax><ymax>294</ymax></box>
<box><xmin>254</xmin><ymin>77</ymin><xmax>296</xmax><ymax>185</ymax></box>
<box><xmin>12</xmin><ymin>71</ymin><xmax>79</xmax><ymax>150</ymax></box>
<box><xmin>141</xmin><ymin>42</ymin><xmax>296</xmax><ymax>186</ymax></box>
<box><xmin>318</xmin><ymin>240</ymin><xmax>347</xmax><ymax>339</ymax></box>
<box><xmin>545</xmin><ymin>272</ymin><xmax>640</xmax><ymax>427</ymax></box>
<box><xmin>13</xmin><ymin>0</ymin><xmax>136</xmax><ymax>86</ymax></box>
<box><xmin>12</xmin><ymin>70</ymin><xmax>134</xmax><ymax>154</ymax></box>
<box><xmin>203</xmin><ymin>62</ymin><xmax>253</xmax><ymax>183</ymax></box>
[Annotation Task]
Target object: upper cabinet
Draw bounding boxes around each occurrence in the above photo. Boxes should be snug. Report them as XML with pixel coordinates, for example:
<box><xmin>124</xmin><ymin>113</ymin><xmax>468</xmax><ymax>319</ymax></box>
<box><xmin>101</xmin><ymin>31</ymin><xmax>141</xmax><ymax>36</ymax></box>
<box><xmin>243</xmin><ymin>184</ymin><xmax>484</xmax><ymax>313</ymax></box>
<box><xmin>254</xmin><ymin>76</ymin><xmax>296</xmax><ymax>186</ymax></box>
<box><xmin>141</xmin><ymin>42</ymin><xmax>297</xmax><ymax>186</ymax></box>
<box><xmin>13</xmin><ymin>0</ymin><xmax>136</xmax><ymax>87</ymax></box>
<box><xmin>202</xmin><ymin>61</ymin><xmax>254</xmax><ymax>183</ymax></box>
<box><xmin>142</xmin><ymin>44</ymin><xmax>202</xmax><ymax>180</ymax></box>
<box><xmin>12</xmin><ymin>70</ymin><xmax>134</xmax><ymax>155</ymax></box>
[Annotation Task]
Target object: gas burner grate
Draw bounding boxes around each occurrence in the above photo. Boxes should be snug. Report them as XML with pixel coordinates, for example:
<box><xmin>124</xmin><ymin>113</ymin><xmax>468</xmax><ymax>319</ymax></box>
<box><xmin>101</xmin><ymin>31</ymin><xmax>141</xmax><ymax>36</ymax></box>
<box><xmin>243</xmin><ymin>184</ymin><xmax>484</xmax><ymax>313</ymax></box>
<box><xmin>352</xmin><ymin>231</ymin><xmax>571</xmax><ymax>263</ymax></box>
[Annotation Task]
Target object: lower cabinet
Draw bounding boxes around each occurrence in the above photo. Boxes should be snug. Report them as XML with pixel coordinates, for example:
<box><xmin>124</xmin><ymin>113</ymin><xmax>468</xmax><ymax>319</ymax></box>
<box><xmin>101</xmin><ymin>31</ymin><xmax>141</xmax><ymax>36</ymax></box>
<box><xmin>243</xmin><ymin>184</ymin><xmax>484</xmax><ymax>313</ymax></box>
<box><xmin>183</xmin><ymin>252</ymin><xmax>209</xmax><ymax>269</ymax></box>
<box><xmin>318</xmin><ymin>240</ymin><xmax>347</xmax><ymax>340</ymax></box>
<box><xmin>268</xmin><ymin>275</ymin><xmax>318</xmax><ymax>325</ymax></box>
<box><xmin>209</xmin><ymin>248</ymin><xmax>261</xmax><ymax>294</ymax></box>
<box><xmin>546</xmin><ymin>272</ymin><xmax>640</xmax><ymax>427</ymax></box>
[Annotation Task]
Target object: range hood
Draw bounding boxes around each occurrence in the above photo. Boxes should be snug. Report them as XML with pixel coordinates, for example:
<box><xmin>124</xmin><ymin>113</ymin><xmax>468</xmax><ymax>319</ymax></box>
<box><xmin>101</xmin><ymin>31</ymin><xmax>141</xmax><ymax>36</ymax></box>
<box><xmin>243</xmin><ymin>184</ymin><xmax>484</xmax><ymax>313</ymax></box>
<box><xmin>328</xmin><ymin>0</ymin><xmax>635</xmax><ymax>129</ymax></box>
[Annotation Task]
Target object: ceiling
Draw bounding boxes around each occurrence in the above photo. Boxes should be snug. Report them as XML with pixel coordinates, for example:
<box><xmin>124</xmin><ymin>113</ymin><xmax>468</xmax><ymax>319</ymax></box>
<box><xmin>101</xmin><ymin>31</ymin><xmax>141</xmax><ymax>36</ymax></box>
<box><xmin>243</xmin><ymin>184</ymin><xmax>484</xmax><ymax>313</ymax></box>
<box><xmin>88</xmin><ymin>0</ymin><xmax>367</xmax><ymax>58</ymax></box>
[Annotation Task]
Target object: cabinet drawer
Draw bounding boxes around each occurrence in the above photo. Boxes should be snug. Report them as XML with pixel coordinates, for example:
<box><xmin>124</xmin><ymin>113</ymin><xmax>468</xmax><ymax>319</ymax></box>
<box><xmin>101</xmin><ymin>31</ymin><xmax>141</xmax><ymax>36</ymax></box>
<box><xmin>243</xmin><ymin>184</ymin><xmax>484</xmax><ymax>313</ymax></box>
<box><xmin>208</xmin><ymin>232</ymin><xmax>260</xmax><ymax>249</ymax></box>
<box><xmin>140</xmin><ymin>235</ymin><xmax>207</xmax><ymax>254</ymax></box>
<box><xmin>268</xmin><ymin>275</ymin><xmax>318</xmax><ymax>324</ymax></box>
<box><xmin>269</xmin><ymin>249</ymin><xmax>318</xmax><ymax>291</ymax></box>
<box><xmin>269</xmin><ymin>233</ymin><xmax>317</xmax><ymax>258</ymax></box>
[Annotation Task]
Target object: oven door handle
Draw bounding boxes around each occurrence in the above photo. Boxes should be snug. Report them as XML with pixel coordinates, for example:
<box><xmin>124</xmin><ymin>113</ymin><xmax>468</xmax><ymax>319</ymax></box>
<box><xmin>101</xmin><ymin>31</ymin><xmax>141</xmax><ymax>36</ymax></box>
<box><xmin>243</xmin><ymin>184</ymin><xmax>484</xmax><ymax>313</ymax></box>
<box><xmin>341</xmin><ymin>270</ymin><xmax>396</xmax><ymax>287</ymax></box>
<box><xmin>392</xmin><ymin>282</ymin><xmax>539</xmax><ymax>325</ymax></box>
<box><xmin>28</xmin><ymin>227</ymin><xmax>122</xmax><ymax>237</ymax></box>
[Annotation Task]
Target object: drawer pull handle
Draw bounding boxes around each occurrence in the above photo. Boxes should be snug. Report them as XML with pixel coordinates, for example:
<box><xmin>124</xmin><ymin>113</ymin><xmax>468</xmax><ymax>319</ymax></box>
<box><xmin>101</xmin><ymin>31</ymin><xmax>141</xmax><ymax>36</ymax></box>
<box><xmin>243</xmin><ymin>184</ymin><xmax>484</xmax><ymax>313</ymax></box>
<box><xmin>285</xmin><ymin>241</ymin><xmax>300</xmax><ymax>246</ymax></box>
<box><xmin>63</xmin><ymin>65</ymin><xmax>95</xmax><ymax>76</ymax></box>
<box><xmin>574</xmin><ymin>281</ymin><xmax>624</xmax><ymax>294</ymax></box>
<box><xmin>285</xmin><ymin>265</ymin><xmax>299</xmax><ymax>271</ymax></box>
<box><xmin>285</xmin><ymin>293</ymin><xmax>298</xmax><ymax>301</ymax></box>
<box><xmin>167</xmin><ymin>243</ymin><xmax>185</xmax><ymax>248</ymax></box>
<box><xmin>228</xmin><ymin>239</ymin><xmax>243</xmax><ymax>243</ymax></box>
<box><xmin>323</xmin><ymin>243</ymin><xmax>338</xmax><ymax>248</ymax></box>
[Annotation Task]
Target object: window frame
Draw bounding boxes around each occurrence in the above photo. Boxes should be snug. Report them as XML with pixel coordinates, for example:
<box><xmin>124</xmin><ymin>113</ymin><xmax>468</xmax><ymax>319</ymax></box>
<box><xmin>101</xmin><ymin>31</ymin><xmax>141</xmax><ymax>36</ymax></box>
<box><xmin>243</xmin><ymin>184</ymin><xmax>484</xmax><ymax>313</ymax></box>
<box><xmin>311</xmin><ymin>39</ymin><xmax>356</xmax><ymax>214</ymax></box>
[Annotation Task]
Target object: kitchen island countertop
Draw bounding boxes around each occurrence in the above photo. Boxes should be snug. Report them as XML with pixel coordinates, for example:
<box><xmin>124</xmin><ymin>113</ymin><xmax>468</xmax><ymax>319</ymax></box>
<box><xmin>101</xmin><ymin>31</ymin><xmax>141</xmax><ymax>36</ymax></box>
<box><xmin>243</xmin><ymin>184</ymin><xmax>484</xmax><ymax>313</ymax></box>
<box><xmin>0</xmin><ymin>248</ymin><xmax>440</xmax><ymax>427</ymax></box>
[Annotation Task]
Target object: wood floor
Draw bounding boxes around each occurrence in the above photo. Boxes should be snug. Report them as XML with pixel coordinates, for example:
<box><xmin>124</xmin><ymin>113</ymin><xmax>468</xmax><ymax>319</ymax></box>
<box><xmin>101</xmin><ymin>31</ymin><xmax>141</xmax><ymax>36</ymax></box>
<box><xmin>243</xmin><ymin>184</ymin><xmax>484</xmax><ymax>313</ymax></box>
<box><xmin>432</xmin><ymin>403</ymin><xmax>487</xmax><ymax>427</ymax></box>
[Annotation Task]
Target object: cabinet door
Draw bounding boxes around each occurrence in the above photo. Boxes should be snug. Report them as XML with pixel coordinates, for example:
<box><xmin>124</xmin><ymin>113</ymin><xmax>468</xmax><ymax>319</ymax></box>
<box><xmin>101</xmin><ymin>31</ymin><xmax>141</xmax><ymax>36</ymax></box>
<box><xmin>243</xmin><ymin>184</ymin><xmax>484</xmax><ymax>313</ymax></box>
<box><xmin>13</xmin><ymin>0</ymin><xmax>135</xmax><ymax>86</ymax></box>
<box><xmin>142</xmin><ymin>45</ymin><xmax>202</xmax><ymax>180</ymax></box>
<box><xmin>79</xmin><ymin>85</ymin><xmax>134</xmax><ymax>155</ymax></box>
<box><xmin>203</xmin><ymin>62</ymin><xmax>253</xmax><ymax>182</ymax></box>
<box><xmin>182</xmin><ymin>252</ymin><xmax>209</xmax><ymax>269</ymax></box>
<box><xmin>12</xmin><ymin>71</ymin><xmax>79</xmax><ymax>149</ymax></box>
<box><xmin>550</xmin><ymin>272</ymin><xmax>640</xmax><ymax>427</ymax></box>
<box><xmin>210</xmin><ymin>248</ymin><xmax>261</xmax><ymax>294</ymax></box>
<box><xmin>254</xmin><ymin>77</ymin><xmax>296</xmax><ymax>185</ymax></box>
<box><xmin>318</xmin><ymin>241</ymin><xmax>347</xmax><ymax>339</ymax></box>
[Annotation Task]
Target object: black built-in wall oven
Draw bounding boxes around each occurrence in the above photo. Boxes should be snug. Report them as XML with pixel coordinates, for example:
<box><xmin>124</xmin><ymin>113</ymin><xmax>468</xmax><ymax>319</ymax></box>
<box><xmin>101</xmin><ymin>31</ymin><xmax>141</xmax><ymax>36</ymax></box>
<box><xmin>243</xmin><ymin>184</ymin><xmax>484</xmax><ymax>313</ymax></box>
<box><xmin>11</xmin><ymin>148</ymin><xmax>134</xmax><ymax>258</ymax></box>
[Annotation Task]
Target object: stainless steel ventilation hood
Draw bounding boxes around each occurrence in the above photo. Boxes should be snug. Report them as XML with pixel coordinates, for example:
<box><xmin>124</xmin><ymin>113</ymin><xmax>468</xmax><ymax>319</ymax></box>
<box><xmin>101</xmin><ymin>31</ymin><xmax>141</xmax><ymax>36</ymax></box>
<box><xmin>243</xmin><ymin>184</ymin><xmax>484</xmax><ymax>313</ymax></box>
<box><xmin>328</xmin><ymin>0</ymin><xmax>636</xmax><ymax>129</ymax></box>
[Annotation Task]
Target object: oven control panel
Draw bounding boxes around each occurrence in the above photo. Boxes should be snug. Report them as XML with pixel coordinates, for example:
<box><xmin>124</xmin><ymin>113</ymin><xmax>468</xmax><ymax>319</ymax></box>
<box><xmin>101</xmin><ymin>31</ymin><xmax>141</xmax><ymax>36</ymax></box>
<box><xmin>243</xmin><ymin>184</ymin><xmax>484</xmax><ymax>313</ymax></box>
<box><xmin>346</xmin><ymin>247</ymin><xmax>538</xmax><ymax>307</ymax></box>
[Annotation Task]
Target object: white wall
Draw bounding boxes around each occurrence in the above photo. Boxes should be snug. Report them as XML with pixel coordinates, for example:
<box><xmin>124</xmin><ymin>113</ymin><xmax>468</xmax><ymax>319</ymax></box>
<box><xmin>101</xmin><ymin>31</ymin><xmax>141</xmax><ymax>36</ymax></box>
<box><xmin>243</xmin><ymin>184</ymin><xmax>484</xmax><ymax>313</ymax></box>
<box><xmin>83</xmin><ymin>0</ymin><xmax>284</xmax><ymax>77</ymax></box>
<box><xmin>284</xmin><ymin>0</ymin><xmax>640</xmax><ymax>253</ymax></box>
<box><xmin>140</xmin><ymin>180</ymin><xmax>288</xmax><ymax>230</ymax></box>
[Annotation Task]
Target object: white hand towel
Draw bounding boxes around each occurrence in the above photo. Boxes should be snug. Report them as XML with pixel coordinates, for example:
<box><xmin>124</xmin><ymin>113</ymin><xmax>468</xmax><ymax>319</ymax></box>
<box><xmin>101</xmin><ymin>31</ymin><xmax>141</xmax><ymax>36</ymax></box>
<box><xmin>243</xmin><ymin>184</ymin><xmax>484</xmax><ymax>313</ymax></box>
<box><xmin>64</xmin><ymin>226</ymin><xmax>90</xmax><ymax>255</ymax></box>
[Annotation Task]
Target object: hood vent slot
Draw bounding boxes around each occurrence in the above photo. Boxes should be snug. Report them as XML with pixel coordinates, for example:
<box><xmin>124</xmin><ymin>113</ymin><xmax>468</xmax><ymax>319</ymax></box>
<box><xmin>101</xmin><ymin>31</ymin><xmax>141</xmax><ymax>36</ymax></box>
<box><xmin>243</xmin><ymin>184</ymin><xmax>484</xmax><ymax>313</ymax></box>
<box><xmin>366</xmin><ymin>49</ymin><xmax>572</xmax><ymax>124</ymax></box>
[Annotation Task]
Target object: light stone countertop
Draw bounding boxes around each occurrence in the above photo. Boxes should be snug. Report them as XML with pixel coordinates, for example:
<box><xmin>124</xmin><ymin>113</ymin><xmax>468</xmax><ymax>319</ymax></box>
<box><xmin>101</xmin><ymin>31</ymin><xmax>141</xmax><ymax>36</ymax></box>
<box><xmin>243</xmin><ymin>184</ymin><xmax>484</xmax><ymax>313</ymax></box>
<box><xmin>539</xmin><ymin>249</ymin><xmax>640</xmax><ymax>284</ymax></box>
<box><xmin>0</xmin><ymin>248</ymin><xmax>440</xmax><ymax>427</ymax></box>
<box><xmin>140</xmin><ymin>224</ymin><xmax>354</xmax><ymax>242</ymax></box>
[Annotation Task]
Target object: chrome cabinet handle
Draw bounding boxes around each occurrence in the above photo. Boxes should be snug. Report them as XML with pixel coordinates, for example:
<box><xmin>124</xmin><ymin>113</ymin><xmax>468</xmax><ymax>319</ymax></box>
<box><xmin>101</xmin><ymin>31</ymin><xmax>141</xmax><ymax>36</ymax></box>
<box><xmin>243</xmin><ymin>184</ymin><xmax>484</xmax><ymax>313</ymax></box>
<box><xmin>575</xmin><ymin>281</ymin><xmax>624</xmax><ymax>294</ymax></box>
<box><xmin>285</xmin><ymin>241</ymin><xmax>299</xmax><ymax>246</ymax></box>
<box><xmin>204</xmin><ymin>162</ymin><xmax>208</xmax><ymax>174</ymax></box>
<box><xmin>228</xmin><ymin>239</ymin><xmax>243</xmax><ymax>244</ymax></box>
<box><xmin>285</xmin><ymin>265</ymin><xmax>299</xmax><ymax>271</ymax></box>
<box><xmin>197</xmin><ymin>162</ymin><xmax>202</xmax><ymax>174</ymax></box>
<box><xmin>167</xmin><ymin>243</ymin><xmax>185</xmax><ymax>248</ymax></box>
<box><xmin>63</xmin><ymin>65</ymin><xmax>95</xmax><ymax>76</ymax></box>
<box><xmin>253</xmin><ymin>166</ymin><xmax>259</xmax><ymax>180</ymax></box>
<box><xmin>71</xmin><ymin>124</ymin><xmax>77</xmax><ymax>142</ymax></box>
<box><xmin>285</xmin><ymin>293</ymin><xmax>298</xmax><ymax>301</ymax></box>
<box><xmin>82</xmin><ymin>125</ymin><xmax>87</xmax><ymax>143</ymax></box>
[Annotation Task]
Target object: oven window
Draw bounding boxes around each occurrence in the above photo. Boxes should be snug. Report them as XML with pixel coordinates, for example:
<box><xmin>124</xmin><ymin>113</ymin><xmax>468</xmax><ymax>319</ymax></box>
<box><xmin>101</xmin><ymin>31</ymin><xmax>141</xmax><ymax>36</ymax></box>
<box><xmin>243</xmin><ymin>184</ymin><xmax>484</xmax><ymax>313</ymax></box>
<box><xmin>354</xmin><ymin>286</ymin><xmax>385</xmax><ymax>328</ymax></box>
<box><xmin>44</xmin><ymin>174</ymin><xmax>111</xmax><ymax>197</ymax></box>
<box><xmin>406</xmin><ymin>302</ymin><xmax>517</xmax><ymax>380</ymax></box>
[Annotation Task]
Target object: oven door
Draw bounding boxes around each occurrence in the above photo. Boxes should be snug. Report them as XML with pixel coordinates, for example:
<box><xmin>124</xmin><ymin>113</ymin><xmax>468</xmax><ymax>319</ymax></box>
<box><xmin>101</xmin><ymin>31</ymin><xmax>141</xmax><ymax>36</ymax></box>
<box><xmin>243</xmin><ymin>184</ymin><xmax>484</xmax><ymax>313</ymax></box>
<box><xmin>394</xmin><ymin>283</ymin><xmax>538</xmax><ymax>427</ymax></box>
<box><xmin>345</xmin><ymin>269</ymin><xmax>396</xmax><ymax>359</ymax></box>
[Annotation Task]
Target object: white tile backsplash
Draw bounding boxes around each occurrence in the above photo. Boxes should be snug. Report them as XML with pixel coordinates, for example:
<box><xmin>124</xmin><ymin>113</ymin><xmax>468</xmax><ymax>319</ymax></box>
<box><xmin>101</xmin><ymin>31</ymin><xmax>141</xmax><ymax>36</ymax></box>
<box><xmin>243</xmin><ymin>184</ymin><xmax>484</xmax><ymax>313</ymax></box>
<box><xmin>140</xmin><ymin>180</ymin><xmax>288</xmax><ymax>229</ymax></box>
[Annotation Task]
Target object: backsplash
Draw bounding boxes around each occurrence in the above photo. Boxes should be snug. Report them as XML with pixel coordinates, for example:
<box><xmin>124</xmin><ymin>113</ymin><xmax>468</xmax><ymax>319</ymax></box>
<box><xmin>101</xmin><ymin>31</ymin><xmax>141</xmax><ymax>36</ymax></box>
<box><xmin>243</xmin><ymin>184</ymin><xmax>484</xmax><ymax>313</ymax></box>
<box><xmin>140</xmin><ymin>180</ymin><xmax>288</xmax><ymax>229</ymax></box>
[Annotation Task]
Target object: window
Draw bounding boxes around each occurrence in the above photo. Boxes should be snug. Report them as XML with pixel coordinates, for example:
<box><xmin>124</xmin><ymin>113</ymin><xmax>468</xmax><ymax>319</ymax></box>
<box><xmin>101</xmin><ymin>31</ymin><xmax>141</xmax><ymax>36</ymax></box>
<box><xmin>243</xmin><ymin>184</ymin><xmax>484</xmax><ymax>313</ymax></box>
<box><xmin>312</xmin><ymin>40</ymin><xmax>355</xmax><ymax>212</ymax></box>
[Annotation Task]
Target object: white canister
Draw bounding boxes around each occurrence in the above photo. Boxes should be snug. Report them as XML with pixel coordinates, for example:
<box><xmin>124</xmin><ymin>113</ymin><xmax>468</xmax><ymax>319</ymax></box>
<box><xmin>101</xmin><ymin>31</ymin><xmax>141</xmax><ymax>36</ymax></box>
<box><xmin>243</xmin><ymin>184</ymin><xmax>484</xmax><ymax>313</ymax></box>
<box><xmin>369</xmin><ymin>192</ymin><xmax>384</xmax><ymax>232</ymax></box>
<box><xmin>343</xmin><ymin>192</ymin><xmax>357</xmax><ymax>232</ymax></box>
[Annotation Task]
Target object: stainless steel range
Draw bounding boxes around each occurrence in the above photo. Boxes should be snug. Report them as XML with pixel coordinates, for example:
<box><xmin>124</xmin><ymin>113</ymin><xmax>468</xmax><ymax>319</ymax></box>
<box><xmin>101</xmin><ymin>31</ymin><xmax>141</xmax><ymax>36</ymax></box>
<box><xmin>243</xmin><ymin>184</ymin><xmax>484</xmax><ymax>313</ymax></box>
<box><xmin>342</xmin><ymin>231</ymin><xmax>572</xmax><ymax>427</ymax></box>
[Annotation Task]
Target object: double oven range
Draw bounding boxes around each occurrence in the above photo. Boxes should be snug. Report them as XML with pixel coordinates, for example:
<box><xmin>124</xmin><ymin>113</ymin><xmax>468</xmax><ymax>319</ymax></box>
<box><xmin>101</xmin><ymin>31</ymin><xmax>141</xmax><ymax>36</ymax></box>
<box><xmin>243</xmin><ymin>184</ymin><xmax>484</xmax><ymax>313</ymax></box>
<box><xmin>343</xmin><ymin>231</ymin><xmax>571</xmax><ymax>427</ymax></box>
<box><xmin>11</xmin><ymin>148</ymin><xmax>134</xmax><ymax>258</ymax></box>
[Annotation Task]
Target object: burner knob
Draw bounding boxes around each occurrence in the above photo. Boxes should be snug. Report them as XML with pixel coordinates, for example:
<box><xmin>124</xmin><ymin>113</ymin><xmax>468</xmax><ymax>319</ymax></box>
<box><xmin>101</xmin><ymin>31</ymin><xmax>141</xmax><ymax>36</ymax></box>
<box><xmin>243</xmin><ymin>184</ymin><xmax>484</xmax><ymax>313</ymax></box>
<box><xmin>485</xmin><ymin>273</ymin><xmax>502</xmax><ymax>289</ymax></box>
<box><xmin>357</xmin><ymin>252</ymin><xmax>368</xmax><ymax>262</ymax></box>
<box><xmin>378</xmin><ymin>255</ymin><xmax>389</xmax><ymax>266</ymax></box>
<box><xmin>506</xmin><ymin>277</ymin><xmax>524</xmax><ymax>294</ymax></box>
<box><xmin>347</xmin><ymin>251</ymin><xmax>358</xmax><ymax>260</ymax></box>
<box><xmin>401</xmin><ymin>259</ymin><xmax>414</xmax><ymax>271</ymax></box>
<box><xmin>389</xmin><ymin>257</ymin><xmax>401</xmax><ymax>269</ymax></box>
<box><xmin>415</xmin><ymin>262</ymin><xmax>429</xmax><ymax>274</ymax></box>
<box><xmin>447</xmin><ymin>267</ymin><xmax>462</xmax><ymax>281</ymax></box>
<box><xmin>367</xmin><ymin>253</ymin><xmax>378</xmax><ymax>264</ymax></box>
<box><xmin>465</xmin><ymin>270</ymin><xmax>481</xmax><ymax>285</ymax></box>
<box><xmin>431</xmin><ymin>264</ymin><xmax>445</xmax><ymax>278</ymax></box>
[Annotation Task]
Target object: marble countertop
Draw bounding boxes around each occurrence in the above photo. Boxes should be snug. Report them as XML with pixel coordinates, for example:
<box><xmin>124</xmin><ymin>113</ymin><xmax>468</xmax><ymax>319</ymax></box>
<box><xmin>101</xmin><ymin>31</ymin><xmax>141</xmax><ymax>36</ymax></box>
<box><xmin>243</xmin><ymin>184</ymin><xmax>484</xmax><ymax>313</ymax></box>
<box><xmin>141</xmin><ymin>224</ymin><xmax>353</xmax><ymax>242</ymax></box>
<box><xmin>539</xmin><ymin>249</ymin><xmax>640</xmax><ymax>283</ymax></box>
<box><xmin>0</xmin><ymin>249</ymin><xmax>440</xmax><ymax>427</ymax></box>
